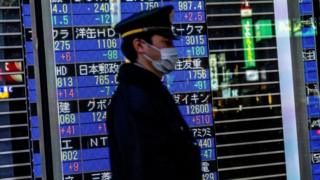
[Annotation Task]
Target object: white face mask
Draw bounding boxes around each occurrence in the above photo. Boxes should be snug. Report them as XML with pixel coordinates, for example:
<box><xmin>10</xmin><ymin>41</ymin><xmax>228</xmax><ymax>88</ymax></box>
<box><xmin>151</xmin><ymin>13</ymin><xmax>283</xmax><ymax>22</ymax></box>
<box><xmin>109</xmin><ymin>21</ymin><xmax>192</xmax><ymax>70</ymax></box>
<box><xmin>142</xmin><ymin>41</ymin><xmax>178</xmax><ymax>74</ymax></box>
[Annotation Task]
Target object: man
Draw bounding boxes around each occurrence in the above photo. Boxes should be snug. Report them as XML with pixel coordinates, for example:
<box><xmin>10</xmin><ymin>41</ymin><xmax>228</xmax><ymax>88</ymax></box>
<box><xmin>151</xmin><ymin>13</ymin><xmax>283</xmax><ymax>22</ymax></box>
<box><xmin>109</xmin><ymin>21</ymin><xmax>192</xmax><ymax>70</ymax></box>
<box><xmin>107</xmin><ymin>6</ymin><xmax>202</xmax><ymax>180</ymax></box>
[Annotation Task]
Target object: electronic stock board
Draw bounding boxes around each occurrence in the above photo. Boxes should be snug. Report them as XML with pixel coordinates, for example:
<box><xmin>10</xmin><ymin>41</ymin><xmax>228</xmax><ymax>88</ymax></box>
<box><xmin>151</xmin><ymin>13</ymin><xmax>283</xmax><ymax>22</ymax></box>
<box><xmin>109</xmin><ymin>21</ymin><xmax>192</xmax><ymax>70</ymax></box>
<box><xmin>22</xmin><ymin>0</ymin><xmax>217</xmax><ymax>179</ymax></box>
<box><xmin>299</xmin><ymin>0</ymin><xmax>320</xmax><ymax>179</ymax></box>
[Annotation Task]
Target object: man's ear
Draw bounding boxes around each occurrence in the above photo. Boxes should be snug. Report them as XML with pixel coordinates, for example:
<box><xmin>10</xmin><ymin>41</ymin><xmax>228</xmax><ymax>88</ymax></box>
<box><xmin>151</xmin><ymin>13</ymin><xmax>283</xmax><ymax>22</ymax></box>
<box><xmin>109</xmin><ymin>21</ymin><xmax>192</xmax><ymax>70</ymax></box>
<box><xmin>132</xmin><ymin>38</ymin><xmax>146</xmax><ymax>55</ymax></box>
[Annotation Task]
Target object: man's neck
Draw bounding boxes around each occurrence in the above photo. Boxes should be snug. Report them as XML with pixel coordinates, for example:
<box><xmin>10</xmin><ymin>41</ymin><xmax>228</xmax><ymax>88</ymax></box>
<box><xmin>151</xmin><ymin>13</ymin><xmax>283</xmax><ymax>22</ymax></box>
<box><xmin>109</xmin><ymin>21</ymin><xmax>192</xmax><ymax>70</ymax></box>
<box><xmin>135</xmin><ymin>58</ymin><xmax>163</xmax><ymax>78</ymax></box>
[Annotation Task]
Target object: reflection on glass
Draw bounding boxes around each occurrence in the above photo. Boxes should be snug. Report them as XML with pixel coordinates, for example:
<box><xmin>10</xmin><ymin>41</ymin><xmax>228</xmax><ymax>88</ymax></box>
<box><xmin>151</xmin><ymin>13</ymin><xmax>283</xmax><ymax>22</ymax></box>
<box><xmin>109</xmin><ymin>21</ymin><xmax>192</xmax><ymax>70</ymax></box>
<box><xmin>0</xmin><ymin>9</ymin><xmax>20</xmax><ymax>19</ymax></box>
<box><xmin>0</xmin><ymin>22</ymin><xmax>21</xmax><ymax>33</ymax></box>
<box><xmin>0</xmin><ymin>0</ymin><xmax>30</xmax><ymax>179</ymax></box>
<box><xmin>207</xmin><ymin>0</ymin><xmax>286</xmax><ymax>179</ymax></box>
<box><xmin>0</xmin><ymin>0</ymin><xmax>19</xmax><ymax>7</ymax></box>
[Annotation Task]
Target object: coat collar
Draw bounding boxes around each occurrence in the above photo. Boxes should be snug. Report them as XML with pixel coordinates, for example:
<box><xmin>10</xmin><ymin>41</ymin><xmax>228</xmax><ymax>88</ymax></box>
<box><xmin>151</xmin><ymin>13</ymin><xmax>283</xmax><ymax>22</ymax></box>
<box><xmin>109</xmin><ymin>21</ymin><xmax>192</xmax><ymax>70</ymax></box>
<box><xmin>118</xmin><ymin>63</ymin><xmax>164</xmax><ymax>90</ymax></box>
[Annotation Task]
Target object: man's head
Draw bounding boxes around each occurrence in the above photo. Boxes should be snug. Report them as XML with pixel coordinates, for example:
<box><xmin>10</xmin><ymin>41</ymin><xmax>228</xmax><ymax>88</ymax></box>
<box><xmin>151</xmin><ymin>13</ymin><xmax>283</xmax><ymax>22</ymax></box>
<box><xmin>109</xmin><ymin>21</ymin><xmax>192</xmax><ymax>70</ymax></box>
<box><xmin>115</xmin><ymin>6</ymin><xmax>178</xmax><ymax>77</ymax></box>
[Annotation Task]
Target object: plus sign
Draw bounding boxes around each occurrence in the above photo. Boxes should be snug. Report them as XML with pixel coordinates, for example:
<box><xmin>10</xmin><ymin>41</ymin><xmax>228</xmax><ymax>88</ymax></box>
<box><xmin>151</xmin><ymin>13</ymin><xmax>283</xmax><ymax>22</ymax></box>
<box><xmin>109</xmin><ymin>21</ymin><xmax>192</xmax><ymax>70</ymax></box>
<box><xmin>184</xmin><ymin>14</ymin><xmax>188</xmax><ymax>19</ymax></box>
<box><xmin>58</xmin><ymin>91</ymin><xmax>63</xmax><ymax>97</ymax></box>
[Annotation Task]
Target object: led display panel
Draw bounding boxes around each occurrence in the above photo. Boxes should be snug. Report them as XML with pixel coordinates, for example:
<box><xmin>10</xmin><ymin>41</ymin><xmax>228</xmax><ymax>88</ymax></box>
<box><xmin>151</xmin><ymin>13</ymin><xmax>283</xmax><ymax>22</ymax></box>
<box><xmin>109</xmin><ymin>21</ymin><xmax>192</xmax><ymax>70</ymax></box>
<box><xmin>22</xmin><ymin>0</ymin><xmax>217</xmax><ymax>179</ymax></box>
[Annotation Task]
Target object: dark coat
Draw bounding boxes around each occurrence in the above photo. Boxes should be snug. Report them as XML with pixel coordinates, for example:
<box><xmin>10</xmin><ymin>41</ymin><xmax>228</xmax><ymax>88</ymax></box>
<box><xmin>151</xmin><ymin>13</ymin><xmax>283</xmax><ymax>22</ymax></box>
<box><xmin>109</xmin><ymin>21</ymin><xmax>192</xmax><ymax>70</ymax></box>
<box><xmin>107</xmin><ymin>63</ymin><xmax>202</xmax><ymax>180</ymax></box>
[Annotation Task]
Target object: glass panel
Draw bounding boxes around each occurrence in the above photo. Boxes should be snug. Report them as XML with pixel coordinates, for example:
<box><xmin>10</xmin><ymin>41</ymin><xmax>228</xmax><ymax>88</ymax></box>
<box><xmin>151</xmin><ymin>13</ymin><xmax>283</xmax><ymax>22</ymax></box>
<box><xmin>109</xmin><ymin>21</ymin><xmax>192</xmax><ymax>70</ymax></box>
<box><xmin>0</xmin><ymin>0</ymin><xmax>19</xmax><ymax>7</ymax></box>
<box><xmin>0</xmin><ymin>9</ymin><xmax>20</xmax><ymax>20</ymax></box>
<box><xmin>0</xmin><ymin>22</ymin><xmax>21</xmax><ymax>33</ymax></box>
<box><xmin>0</xmin><ymin>0</ymin><xmax>31</xmax><ymax>179</ymax></box>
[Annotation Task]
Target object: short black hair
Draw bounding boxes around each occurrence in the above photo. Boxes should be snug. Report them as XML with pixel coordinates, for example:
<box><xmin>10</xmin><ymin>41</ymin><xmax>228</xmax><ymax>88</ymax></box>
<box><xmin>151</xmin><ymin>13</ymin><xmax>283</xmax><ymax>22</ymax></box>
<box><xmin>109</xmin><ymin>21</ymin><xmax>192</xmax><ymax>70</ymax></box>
<box><xmin>121</xmin><ymin>32</ymin><xmax>153</xmax><ymax>63</ymax></box>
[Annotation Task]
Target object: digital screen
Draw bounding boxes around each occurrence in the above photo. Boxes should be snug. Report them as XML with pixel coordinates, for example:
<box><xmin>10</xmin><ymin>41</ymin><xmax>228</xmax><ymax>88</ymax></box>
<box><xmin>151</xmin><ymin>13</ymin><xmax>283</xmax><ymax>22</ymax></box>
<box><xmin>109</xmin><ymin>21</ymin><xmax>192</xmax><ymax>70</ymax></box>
<box><xmin>299</xmin><ymin>0</ymin><xmax>320</xmax><ymax>179</ymax></box>
<box><xmin>22</xmin><ymin>0</ymin><xmax>217</xmax><ymax>179</ymax></box>
<box><xmin>21</xmin><ymin>0</ymin><xmax>41</xmax><ymax>177</ymax></box>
